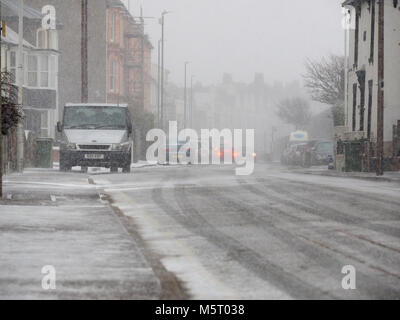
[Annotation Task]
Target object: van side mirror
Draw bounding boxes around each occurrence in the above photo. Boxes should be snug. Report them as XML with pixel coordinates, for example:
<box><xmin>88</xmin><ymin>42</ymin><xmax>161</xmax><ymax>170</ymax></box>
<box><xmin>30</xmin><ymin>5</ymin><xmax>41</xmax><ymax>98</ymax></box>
<box><xmin>57</xmin><ymin>121</ymin><xmax>63</xmax><ymax>133</ymax></box>
<box><xmin>127</xmin><ymin>123</ymin><xmax>133</xmax><ymax>135</ymax></box>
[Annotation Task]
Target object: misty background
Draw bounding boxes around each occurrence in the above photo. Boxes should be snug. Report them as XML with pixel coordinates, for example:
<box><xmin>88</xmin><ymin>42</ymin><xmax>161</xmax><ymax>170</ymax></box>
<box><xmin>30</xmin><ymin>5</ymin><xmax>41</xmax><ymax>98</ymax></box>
<box><xmin>124</xmin><ymin>0</ymin><xmax>344</xmax><ymax>86</ymax></box>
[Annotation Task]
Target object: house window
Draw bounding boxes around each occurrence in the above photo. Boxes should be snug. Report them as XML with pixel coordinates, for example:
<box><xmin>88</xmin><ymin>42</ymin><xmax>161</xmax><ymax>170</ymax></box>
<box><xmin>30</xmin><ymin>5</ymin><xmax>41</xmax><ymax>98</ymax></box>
<box><xmin>369</xmin><ymin>0</ymin><xmax>375</xmax><ymax>64</ymax></box>
<box><xmin>25</xmin><ymin>54</ymin><xmax>56</xmax><ymax>89</ymax></box>
<box><xmin>40</xmin><ymin>110</ymin><xmax>49</xmax><ymax>137</ymax></box>
<box><xmin>110</xmin><ymin>60</ymin><xmax>115</xmax><ymax>92</ymax></box>
<box><xmin>110</xmin><ymin>12</ymin><xmax>115</xmax><ymax>42</ymax></box>
<box><xmin>27</xmin><ymin>55</ymin><xmax>38</xmax><ymax>87</ymax></box>
<box><xmin>40</xmin><ymin>55</ymin><xmax>49</xmax><ymax>88</ymax></box>
<box><xmin>354</xmin><ymin>11</ymin><xmax>360</xmax><ymax>68</ymax></box>
<box><xmin>367</xmin><ymin>80</ymin><xmax>373</xmax><ymax>139</ymax></box>
<box><xmin>49</xmin><ymin>55</ymin><xmax>56</xmax><ymax>88</ymax></box>
<box><xmin>9</xmin><ymin>51</ymin><xmax>16</xmax><ymax>83</ymax></box>
<box><xmin>359</xmin><ymin>81</ymin><xmax>365</xmax><ymax>132</ymax></box>
<box><xmin>352</xmin><ymin>83</ymin><xmax>357</xmax><ymax>131</ymax></box>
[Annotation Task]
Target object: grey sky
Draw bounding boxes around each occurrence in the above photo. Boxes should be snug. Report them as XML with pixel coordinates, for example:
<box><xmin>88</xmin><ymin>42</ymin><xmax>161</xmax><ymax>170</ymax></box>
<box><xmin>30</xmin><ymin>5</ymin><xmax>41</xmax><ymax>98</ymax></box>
<box><xmin>125</xmin><ymin>0</ymin><xmax>345</xmax><ymax>86</ymax></box>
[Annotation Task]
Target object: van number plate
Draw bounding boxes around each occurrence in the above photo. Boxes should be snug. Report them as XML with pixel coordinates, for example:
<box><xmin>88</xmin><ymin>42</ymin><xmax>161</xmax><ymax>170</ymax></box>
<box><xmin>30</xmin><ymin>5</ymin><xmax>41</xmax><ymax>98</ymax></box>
<box><xmin>85</xmin><ymin>154</ymin><xmax>104</xmax><ymax>160</ymax></box>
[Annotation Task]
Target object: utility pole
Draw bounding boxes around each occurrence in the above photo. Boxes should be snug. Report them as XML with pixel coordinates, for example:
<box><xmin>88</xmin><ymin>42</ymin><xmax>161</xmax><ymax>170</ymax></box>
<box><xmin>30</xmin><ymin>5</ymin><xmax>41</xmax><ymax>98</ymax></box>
<box><xmin>184</xmin><ymin>61</ymin><xmax>189</xmax><ymax>128</ymax></box>
<box><xmin>16</xmin><ymin>0</ymin><xmax>24</xmax><ymax>173</ymax></box>
<box><xmin>81</xmin><ymin>0</ymin><xmax>88</xmax><ymax>103</ymax></box>
<box><xmin>376</xmin><ymin>0</ymin><xmax>384</xmax><ymax>176</ymax></box>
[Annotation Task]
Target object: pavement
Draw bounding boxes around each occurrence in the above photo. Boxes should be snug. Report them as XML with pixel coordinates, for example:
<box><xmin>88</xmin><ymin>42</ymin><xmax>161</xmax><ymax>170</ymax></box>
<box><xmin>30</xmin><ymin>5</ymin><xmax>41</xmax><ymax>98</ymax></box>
<box><xmin>0</xmin><ymin>169</ymin><xmax>160</xmax><ymax>299</ymax></box>
<box><xmin>1</xmin><ymin>163</ymin><xmax>399</xmax><ymax>300</ymax></box>
<box><xmin>289</xmin><ymin>165</ymin><xmax>400</xmax><ymax>183</ymax></box>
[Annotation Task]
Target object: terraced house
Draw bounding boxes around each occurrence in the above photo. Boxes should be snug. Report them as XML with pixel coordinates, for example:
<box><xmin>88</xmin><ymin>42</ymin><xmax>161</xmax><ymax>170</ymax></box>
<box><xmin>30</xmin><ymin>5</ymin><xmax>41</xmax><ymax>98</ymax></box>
<box><xmin>337</xmin><ymin>0</ymin><xmax>400</xmax><ymax>171</ymax></box>
<box><xmin>27</xmin><ymin>0</ymin><xmax>152</xmax><ymax>118</ymax></box>
<box><xmin>1</xmin><ymin>0</ymin><xmax>60</xmax><ymax>139</ymax></box>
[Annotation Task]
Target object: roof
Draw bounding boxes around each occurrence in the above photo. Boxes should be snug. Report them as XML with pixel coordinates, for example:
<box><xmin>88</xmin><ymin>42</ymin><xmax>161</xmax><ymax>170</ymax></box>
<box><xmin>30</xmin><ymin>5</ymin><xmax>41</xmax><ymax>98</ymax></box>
<box><xmin>1</xmin><ymin>26</ymin><xmax>35</xmax><ymax>48</ymax></box>
<box><xmin>65</xmin><ymin>103</ymin><xmax>128</xmax><ymax>108</ymax></box>
<box><xmin>0</xmin><ymin>0</ymin><xmax>43</xmax><ymax>20</ymax></box>
<box><xmin>342</xmin><ymin>0</ymin><xmax>363</xmax><ymax>7</ymax></box>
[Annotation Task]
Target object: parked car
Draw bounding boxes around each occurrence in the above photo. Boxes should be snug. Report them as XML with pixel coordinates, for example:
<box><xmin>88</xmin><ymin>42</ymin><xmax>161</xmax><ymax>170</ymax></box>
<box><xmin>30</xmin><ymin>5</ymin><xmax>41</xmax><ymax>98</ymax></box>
<box><xmin>57</xmin><ymin>103</ymin><xmax>133</xmax><ymax>173</ymax></box>
<box><xmin>283</xmin><ymin>143</ymin><xmax>309</xmax><ymax>166</ymax></box>
<box><xmin>311</xmin><ymin>141</ymin><xmax>334</xmax><ymax>165</ymax></box>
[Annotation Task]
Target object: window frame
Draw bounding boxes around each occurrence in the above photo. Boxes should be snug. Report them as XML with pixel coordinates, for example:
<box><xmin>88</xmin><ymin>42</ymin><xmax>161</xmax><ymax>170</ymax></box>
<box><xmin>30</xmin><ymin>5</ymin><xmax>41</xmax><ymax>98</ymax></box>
<box><xmin>110</xmin><ymin>11</ymin><xmax>115</xmax><ymax>42</ymax></box>
<box><xmin>110</xmin><ymin>59</ymin><xmax>115</xmax><ymax>92</ymax></box>
<box><xmin>27</xmin><ymin>55</ymin><xmax>38</xmax><ymax>87</ymax></box>
<box><xmin>25</xmin><ymin>53</ymin><xmax>56</xmax><ymax>89</ymax></box>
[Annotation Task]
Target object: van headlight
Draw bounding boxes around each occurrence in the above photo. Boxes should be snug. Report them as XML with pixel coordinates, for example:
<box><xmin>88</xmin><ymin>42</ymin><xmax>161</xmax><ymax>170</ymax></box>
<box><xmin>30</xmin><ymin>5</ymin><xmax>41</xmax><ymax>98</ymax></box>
<box><xmin>112</xmin><ymin>141</ymin><xmax>131</xmax><ymax>151</ymax></box>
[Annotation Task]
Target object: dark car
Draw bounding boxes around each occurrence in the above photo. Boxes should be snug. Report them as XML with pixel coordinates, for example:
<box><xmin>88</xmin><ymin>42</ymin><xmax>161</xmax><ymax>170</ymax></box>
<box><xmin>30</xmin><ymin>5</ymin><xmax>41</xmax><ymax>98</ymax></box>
<box><xmin>311</xmin><ymin>141</ymin><xmax>334</xmax><ymax>165</ymax></box>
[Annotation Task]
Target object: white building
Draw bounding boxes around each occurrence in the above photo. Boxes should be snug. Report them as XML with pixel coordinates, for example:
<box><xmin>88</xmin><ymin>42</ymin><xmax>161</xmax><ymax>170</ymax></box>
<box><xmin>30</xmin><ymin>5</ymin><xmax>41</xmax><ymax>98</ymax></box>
<box><xmin>1</xmin><ymin>0</ymin><xmax>59</xmax><ymax>139</ymax></box>
<box><xmin>343</xmin><ymin>0</ymin><xmax>400</xmax><ymax>156</ymax></box>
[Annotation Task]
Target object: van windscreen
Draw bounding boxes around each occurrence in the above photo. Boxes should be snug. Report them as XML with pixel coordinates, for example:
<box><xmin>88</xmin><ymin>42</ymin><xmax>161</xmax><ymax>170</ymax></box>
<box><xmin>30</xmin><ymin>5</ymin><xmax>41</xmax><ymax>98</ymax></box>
<box><xmin>64</xmin><ymin>106</ymin><xmax>127</xmax><ymax>130</ymax></box>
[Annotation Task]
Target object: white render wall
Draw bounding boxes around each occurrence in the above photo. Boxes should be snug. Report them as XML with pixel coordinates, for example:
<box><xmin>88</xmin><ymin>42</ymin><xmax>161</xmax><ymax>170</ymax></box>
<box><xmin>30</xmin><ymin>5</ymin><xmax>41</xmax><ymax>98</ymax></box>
<box><xmin>384</xmin><ymin>2</ymin><xmax>400</xmax><ymax>142</ymax></box>
<box><xmin>346</xmin><ymin>0</ymin><xmax>400</xmax><ymax>147</ymax></box>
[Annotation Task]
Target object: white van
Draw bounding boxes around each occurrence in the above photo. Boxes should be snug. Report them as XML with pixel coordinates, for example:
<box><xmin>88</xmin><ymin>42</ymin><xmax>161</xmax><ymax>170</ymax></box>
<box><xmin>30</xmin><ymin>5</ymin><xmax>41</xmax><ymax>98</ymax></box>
<box><xmin>57</xmin><ymin>103</ymin><xmax>133</xmax><ymax>173</ymax></box>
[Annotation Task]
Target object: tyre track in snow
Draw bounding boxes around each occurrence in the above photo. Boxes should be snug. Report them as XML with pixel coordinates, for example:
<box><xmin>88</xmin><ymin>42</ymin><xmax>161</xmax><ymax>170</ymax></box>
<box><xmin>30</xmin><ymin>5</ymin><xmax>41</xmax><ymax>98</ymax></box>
<box><xmin>151</xmin><ymin>184</ymin><xmax>334</xmax><ymax>299</ymax></box>
<box><xmin>249</xmin><ymin>177</ymin><xmax>400</xmax><ymax>239</ymax></box>
<box><xmin>189</xmin><ymin>182</ymin><xmax>400</xmax><ymax>299</ymax></box>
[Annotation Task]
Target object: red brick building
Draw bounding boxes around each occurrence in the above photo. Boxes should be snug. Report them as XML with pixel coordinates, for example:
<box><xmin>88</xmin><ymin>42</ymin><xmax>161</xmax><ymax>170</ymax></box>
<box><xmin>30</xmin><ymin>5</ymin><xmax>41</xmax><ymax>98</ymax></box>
<box><xmin>106</xmin><ymin>1</ymin><xmax>153</xmax><ymax>112</ymax></box>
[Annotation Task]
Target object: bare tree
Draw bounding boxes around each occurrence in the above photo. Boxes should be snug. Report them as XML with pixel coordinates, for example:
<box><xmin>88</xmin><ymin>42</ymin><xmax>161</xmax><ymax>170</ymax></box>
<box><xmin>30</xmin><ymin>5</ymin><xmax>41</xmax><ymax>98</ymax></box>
<box><xmin>276</xmin><ymin>97</ymin><xmax>311</xmax><ymax>130</ymax></box>
<box><xmin>303</xmin><ymin>55</ymin><xmax>345</xmax><ymax>126</ymax></box>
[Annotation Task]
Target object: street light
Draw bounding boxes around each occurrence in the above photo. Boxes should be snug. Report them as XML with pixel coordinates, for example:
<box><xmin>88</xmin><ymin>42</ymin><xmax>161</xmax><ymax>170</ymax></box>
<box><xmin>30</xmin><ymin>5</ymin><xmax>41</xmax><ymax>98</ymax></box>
<box><xmin>160</xmin><ymin>10</ymin><xmax>171</xmax><ymax>130</ymax></box>
<box><xmin>190</xmin><ymin>75</ymin><xmax>195</xmax><ymax>129</ymax></box>
<box><xmin>157</xmin><ymin>39</ymin><xmax>161</xmax><ymax>127</ymax></box>
<box><xmin>184</xmin><ymin>61</ymin><xmax>190</xmax><ymax>128</ymax></box>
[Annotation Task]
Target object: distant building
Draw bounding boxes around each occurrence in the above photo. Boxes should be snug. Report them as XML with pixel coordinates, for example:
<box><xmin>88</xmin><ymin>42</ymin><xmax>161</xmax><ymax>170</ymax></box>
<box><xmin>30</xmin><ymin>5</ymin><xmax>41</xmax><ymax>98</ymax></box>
<box><xmin>106</xmin><ymin>0</ymin><xmax>152</xmax><ymax>111</ymax></box>
<box><xmin>1</xmin><ymin>0</ymin><xmax>60</xmax><ymax>138</ymax></box>
<box><xmin>340</xmin><ymin>0</ymin><xmax>400</xmax><ymax>168</ymax></box>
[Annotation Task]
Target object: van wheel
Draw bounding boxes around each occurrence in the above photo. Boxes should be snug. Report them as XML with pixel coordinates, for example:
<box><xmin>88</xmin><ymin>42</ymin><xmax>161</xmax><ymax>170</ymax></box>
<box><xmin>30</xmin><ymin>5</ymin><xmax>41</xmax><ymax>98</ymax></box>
<box><xmin>122</xmin><ymin>164</ymin><xmax>131</xmax><ymax>173</ymax></box>
<box><xmin>60</xmin><ymin>160</ymin><xmax>71</xmax><ymax>172</ymax></box>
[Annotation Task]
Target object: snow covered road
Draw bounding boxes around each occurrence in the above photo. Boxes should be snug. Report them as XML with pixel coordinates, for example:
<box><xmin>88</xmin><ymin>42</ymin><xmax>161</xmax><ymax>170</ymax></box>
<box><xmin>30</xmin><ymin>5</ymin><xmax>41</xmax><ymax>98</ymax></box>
<box><xmin>95</xmin><ymin>163</ymin><xmax>400</xmax><ymax>299</ymax></box>
<box><xmin>1</xmin><ymin>164</ymin><xmax>399</xmax><ymax>299</ymax></box>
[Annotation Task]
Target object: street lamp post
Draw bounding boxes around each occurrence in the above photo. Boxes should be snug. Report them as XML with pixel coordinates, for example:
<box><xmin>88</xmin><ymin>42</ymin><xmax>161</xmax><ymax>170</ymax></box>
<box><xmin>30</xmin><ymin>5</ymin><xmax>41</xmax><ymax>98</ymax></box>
<box><xmin>190</xmin><ymin>75</ymin><xmax>195</xmax><ymax>129</ymax></box>
<box><xmin>160</xmin><ymin>10</ymin><xmax>170</xmax><ymax>130</ymax></box>
<box><xmin>184</xmin><ymin>61</ymin><xmax>189</xmax><ymax>128</ymax></box>
<box><xmin>157</xmin><ymin>39</ymin><xmax>161</xmax><ymax>127</ymax></box>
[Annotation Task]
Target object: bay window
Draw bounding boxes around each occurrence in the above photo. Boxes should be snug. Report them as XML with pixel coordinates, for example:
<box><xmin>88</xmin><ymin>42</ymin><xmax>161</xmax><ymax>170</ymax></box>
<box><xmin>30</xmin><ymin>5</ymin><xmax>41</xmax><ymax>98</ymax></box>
<box><xmin>27</xmin><ymin>55</ymin><xmax>38</xmax><ymax>87</ymax></box>
<box><xmin>40</xmin><ymin>55</ymin><xmax>49</xmax><ymax>88</ymax></box>
<box><xmin>25</xmin><ymin>54</ymin><xmax>56</xmax><ymax>89</ymax></box>
<box><xmin>9</xmin><ymin>51</ymin><xmax>17</xmax><ymax>83</ymax></box>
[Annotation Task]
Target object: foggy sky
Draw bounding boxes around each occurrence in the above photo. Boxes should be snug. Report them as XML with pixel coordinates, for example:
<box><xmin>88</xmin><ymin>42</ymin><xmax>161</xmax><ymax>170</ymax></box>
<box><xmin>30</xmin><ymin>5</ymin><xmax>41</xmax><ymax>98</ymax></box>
<box><xmin>125</xmin><ymin>0</ymin><xmax>345</xmax><ymax>86</ymax></box>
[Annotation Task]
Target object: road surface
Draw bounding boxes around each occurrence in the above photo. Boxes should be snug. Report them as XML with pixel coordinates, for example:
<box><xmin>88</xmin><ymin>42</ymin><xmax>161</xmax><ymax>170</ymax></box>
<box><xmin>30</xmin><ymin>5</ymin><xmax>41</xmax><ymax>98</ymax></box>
<box><xmin>1</xmin><ymin>163</ymin><xmax>399</xmax><ymax>299</ymax></box>
<box><xmin>92</xmin><ymin>163</ymin><xmax>400</xmax><ymax>299</ymax></box>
